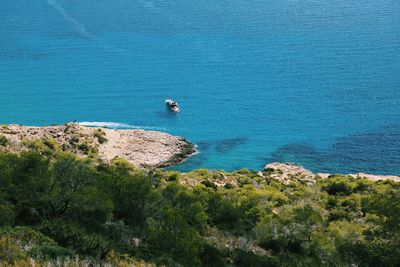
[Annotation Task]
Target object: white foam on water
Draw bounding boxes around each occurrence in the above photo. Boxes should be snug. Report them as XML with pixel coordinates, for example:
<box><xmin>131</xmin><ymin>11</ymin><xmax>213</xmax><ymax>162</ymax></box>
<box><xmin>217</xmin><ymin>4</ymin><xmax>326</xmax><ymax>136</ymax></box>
<box><xmin>78</xmin><ymin>121</ymin><xmax>166</xmax><ymax>131</ymax></box>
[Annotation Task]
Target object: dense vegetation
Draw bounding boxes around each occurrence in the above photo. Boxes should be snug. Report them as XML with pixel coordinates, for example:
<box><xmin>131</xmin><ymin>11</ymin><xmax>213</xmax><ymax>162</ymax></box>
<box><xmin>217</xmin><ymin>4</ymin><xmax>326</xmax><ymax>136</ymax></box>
<box><xmin>0</xmin><ymin>140</ymin><xmax>399</xmax><ymax>266</ymax></box>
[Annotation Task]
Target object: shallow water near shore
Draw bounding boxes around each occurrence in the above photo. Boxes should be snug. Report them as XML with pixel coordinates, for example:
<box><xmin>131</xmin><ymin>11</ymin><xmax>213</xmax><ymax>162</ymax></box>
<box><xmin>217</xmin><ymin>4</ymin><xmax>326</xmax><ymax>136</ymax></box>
<box><xmin>0</xmin><ymin>0</ymin><xmax>399</xmax><ymax>174</ymax></box>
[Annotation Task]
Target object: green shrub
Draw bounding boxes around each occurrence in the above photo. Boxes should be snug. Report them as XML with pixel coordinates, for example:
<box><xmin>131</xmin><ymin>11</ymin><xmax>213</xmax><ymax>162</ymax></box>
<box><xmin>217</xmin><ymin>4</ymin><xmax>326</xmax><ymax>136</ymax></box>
<box><xmin>69</xmin><ymin>134</ymin><xmax>80</xmax><ymax>146</ymax></box>
<box><xmin>201</xmin><ymin>179</ymin><xmax>218</xmax><ymax>189</ymax></box>
<box><xmin>78</xmin><ymin>141</ymin><xmax>97</xmax><ymax>155</ymax></box>
<box><xmin>0</xmin><ymin>226</ymin><xmax>56</xmax><ymax>247</ymax></box>
<box><xmin>0</xmin><ymin>135</ymin><xmax>8</xmax><ymax>147</ymax></box>
<box><xmin>328</xmin><ymin>208</ymin><xmax>352</xmax><ymax>221</ymax></box>
<box><xmin>30</xmin><ymin>244</ymin><xmax>74</xmax><ymax>259</ymax></box>
<box><xmin>94</xmin><ymin>129</ymin><xmax>108</xmax><ymax>144</ymax></box>
<box><xmin>147</xmin><ymin>214</ymin><xmax>203</xmax><ymax>266</ymax></box>
<box><xmin>22</xmin><ymin>139</ymin><xmax>56</xmax><ymax>156</ymax></box>
<box><xmin>0</xmin><ymin>236</ymin><xmax>29</xmax><ymax>264</ymax></box>
<box><xmin>0</xmin><ymin>204</ymin><xmax>15</xmax><ymax>226</ymax></box>
<box><xmin>38</xmin><ymin>220</ymin><xmax>111</xmax><ymax>258</ymax></box>
<box><xmin>43</xmin><ymin>139</ymin><xmax>58</xmax><ymax>150</ymax></box>
<box><xmin>167</xmin><ymin>172</ymin><xmax>179</xmax><ymax>182</ymax></box>
<box><xmin>320</xmin><ymin>176</ymin><xmax>356</xmax><ymax>196</ymax></box>
<box><xmin>233</xmin><ymin>249</ymin><xmax>279</xmax><ymax>267</ymax></box>
<box><xmin>200</xmin><ymin>243</ymin><xmax>226</xmax><ymax>267</ymax></box>
<box><xmin>224</xmin><ymin>183</ymin><xmax>234</xmax><ymax>189</ymax></box>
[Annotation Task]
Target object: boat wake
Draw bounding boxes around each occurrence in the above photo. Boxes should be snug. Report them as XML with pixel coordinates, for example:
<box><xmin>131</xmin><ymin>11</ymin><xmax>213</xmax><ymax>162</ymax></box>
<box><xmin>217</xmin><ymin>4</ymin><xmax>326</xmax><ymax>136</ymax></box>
<box><xmin>78</xmin><ymin>121</ymin><xmax>166</xmax><ymax>131</ymax></box>
<box><xmin>48</xmin><ymin>0</ymin><xmax>97</xmax><ymax>41</ymax></box>
<box><xmin>47</xmin><ymin>0</ymin><xmax>127</xmax><ymax>55</ymax></box>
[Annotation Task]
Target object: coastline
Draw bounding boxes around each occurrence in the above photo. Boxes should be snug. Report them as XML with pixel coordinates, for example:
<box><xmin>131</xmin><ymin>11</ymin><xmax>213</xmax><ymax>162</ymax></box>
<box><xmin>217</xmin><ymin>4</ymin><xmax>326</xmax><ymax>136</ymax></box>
<box><xmin>264</xmin><ymin>162</ymin><xmax>400</xmax><ymax>184</ymax></box>
<box><xmin>0</xmin><ymin>123</ymin><xmax>399</xmax><ymax>181</ymax></box>
<box><xmin>0</xmin><ymin>123</ymin><xmax>196</xmax><ymax>168</ymax></box>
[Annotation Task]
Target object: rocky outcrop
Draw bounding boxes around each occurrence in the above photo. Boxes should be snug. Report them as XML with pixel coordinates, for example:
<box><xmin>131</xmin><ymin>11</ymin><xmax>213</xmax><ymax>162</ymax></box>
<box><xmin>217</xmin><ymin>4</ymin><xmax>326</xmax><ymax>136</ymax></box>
<box><xmin>0</xmin><ymin>123</ymin><xmax>196</xmax><ymax>168</ymax></box>
<box><xmin>264</xmin><ymin>162</ymin><xmax>400</xmax><ymax>184</ymax></box>
<box><xmin>264</xmin><ymin>162</ymin><xmax>316</xmax><ymax>184</ymax></box>
<box><xmin>345</xmin><ymin>173</ymin><xmax>400</xmax><ymax>182</ymax></box>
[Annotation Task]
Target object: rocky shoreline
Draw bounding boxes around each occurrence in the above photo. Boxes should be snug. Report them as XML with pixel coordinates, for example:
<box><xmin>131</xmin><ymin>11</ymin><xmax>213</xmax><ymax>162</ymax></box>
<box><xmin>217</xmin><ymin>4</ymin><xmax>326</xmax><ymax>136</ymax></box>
<box><xmin>0</xmin><ymin>123</ymin><xmax>196</xmax><ymax>168</ymax></box>
<box><xmin>264</xmin><ymin>162</ymin><xmax>400</xmax><ymax>184</ymax></box>
<box><xmin>0</xmin><ymin>123</ymin><xmax>398</xmax><ymax>181</ymax></box>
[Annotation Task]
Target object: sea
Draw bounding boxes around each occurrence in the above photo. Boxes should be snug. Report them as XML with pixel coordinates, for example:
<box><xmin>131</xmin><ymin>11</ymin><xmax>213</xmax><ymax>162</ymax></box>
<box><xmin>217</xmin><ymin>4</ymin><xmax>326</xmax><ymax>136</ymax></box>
<box><xmin>1</xmin><ymin>0</ymin><xmax>399</xmax><ymax>174</ymax></box>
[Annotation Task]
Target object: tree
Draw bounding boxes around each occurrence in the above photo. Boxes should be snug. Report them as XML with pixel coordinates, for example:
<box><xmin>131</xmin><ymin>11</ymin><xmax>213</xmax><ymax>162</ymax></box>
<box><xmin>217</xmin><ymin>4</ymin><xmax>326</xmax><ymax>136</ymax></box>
<box><xmin>355</xmin><ymin>189</ymin><xmax>400</xmax><ymax>266</ymax></box>
<box><xmin>147</xmin><ymin>208</ymin><xmax>203</xmax><ymax>266</ymax></box>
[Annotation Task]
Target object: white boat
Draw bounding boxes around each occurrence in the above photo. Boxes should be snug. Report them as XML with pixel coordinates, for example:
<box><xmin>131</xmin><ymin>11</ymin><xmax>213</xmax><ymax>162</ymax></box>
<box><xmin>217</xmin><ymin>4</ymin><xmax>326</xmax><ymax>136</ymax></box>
<box><xmin>165</xmin><ymin>99</ymin><xmax>180</xmax><ymax>113</ymax></box>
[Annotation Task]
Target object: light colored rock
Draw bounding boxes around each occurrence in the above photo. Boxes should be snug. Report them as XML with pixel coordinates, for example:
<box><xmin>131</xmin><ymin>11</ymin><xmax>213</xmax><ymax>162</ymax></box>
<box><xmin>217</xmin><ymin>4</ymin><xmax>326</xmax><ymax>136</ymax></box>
<box><xmin>264</xmin><ymin>162</ymin><xmax>400</xmax><ymax>184</ymax></box>
<box><xmin>0</xmin><ymin>123</ymin><xmax>195</xmax><ymax>168</ymax></box>
<box><xmin>348</xmin><ymin>173</ymin><xmax>400</xmax><ymax>182</ymax></box>
<box><xmin>315</xmin><ymin>173</ymin><xmax>331</xmax><ymax>179</ymax></box>
<box><xmin>264</xmin><ymin>162</ymin><xmax>316</xmax><ymax>184</ymax></box>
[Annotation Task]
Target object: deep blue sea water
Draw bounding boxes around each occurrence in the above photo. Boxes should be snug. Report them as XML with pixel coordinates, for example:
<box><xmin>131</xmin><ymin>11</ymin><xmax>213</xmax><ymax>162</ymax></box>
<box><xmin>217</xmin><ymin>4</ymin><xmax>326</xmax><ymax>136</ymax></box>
<box><xmin>1</xmin><ymin>0</ymin><xmax>399</xmax><ymax>174</ymax></box>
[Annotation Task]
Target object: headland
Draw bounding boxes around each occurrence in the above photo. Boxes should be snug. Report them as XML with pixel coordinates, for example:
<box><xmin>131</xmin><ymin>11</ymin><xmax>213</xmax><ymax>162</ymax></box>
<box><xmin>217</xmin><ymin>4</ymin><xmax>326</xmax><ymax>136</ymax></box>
<box><xmin>0</xmin><ymin>123</ymin><xmax>196</xmax><ymax>168</ymax></box>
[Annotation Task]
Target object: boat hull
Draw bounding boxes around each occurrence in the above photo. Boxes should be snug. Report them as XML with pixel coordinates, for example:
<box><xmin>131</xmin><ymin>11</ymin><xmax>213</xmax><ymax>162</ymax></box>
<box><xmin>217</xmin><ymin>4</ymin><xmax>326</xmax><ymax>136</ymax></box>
<box><xmin>165</xmin><ymin>99</ymin><xmax>180</xmax><ymax>113</ymax></box>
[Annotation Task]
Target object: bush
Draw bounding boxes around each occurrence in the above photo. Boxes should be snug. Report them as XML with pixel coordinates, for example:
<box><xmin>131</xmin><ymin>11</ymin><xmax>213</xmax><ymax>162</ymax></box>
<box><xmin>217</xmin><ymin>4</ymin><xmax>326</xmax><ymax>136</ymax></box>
<box><xmin>167</xmin><ymin>172</ymin><xmax>179</xmax><ymax>182</ymax></box>
<box><xmin>38</xmin><ymin>220</ymin><xmax>111</xmax><ymax>258</ymax></box>
<box><xmin>78</xmin><ymin>141</ymin><xmax>91</xmax><ymax>154</ymax></box>
<box><xmin>233</xmin><ymin>249</ymin><xmax>279</xmax><ymax>267</ymax></box>
<box><xmin>258</xmin><ymin>239</ymin><xmax>282</xmax><ymax>255</ymax></box>
<box><xmin>22</xmin><ymin>139</ymin><xmax>56</xmax><ymax>156</ymax></box>
<box><xmin>30</xmin><ymin>244</ymin><xmax>74</xmax><ymax>259</ymax></box>
<box><xmin>202</xmin><ymin>179</ymin><xmax>218</xmax><ymax>189</ymax></box>
<box><xmin>200</xmin><ymin>243</ymin><xmax>226</xmax><ymax>267</ymax></box>
<box><xmin>94</xmin><ymin>129</ymin><xmax>108</xmax><ymax>144</ymax></box>
<box><xmin>224</xmin><ymin>183</ymin><xmax>234</xmax><ymax>189</ymax></box>
<box><xmin>0</xmin><ymin>204</ymin><xmax>15</xmax><ymax>226</ymax></box>
<box><xmin>69</xmin><ymin>134</ymin><xmax>80</xmax><ymax>145</ymax></box>
<box><xmin>0</xmin><ymin>135</ymin><xmax>8</xmax><ymax>147</ymax></box>
<box><xmin>328</xmin><ymin>208</ymin><xmax>352</xmax><ymax>221</ymax></box>
<box><xmin>43</xmin><ymin>139</ymin><xmax>58</xmax><ymax>150</ymax></box>
<box><xmin>0</xmin><ymin>226</ymin><xmax>57</xmax><ymax>247</ymax></box>
<box><xmin>147</xmin><ymin>209</ymin><xmax>203</xmax><ymax>266</ymax></box>
<box><xmin>320</xmin><ymin>176</ymin><xmax>356</xmax><ymax>196</ymax></box>
<box><xmin>0</xmin><ymin>236</ymin><xmax>29</xmax><ymax>264</ymax></box>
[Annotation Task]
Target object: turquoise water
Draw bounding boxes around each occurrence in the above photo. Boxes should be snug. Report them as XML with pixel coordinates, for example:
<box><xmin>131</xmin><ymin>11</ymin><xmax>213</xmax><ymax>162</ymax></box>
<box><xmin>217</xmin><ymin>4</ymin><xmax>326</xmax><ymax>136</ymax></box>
<box><xmin>1</xmin><ymin>0</ymin><xmax>399</xmax><ymax>174</ymax></box>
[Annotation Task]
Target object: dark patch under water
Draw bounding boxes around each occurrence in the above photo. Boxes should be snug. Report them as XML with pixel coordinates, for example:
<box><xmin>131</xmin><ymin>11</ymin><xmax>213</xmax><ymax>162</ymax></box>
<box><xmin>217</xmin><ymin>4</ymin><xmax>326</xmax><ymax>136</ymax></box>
<box><xmin>328</xmin><ymin>124</ymin><xmax>400</xmax><ymax>174</ymax></box>
<box><xmin>271</xmin><ymin>143</ymin><xmax>325</xmax><ymax>163</ymax></box>
<box><xmin>214</xmin><ymin>137</ymin><xmax>248</xmax><ymax>153</ymax></box>
<box><xmin>196</xmin><ymin>137</ymin><xmax>248</xmax><ymax>154</ymax></box>
<box><xmin>269</xmin><ymin>125</ymin><xmax>400</xmax><ymax>175</ymax></box>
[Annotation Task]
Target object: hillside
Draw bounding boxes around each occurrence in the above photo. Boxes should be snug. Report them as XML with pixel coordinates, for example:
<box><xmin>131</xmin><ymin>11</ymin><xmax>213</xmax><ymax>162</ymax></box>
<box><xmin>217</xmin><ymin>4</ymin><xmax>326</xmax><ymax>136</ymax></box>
<box><xmin>0</xmin><ymin>147</ymin><xmax>399</xmax><ymax>266</ymax></box>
